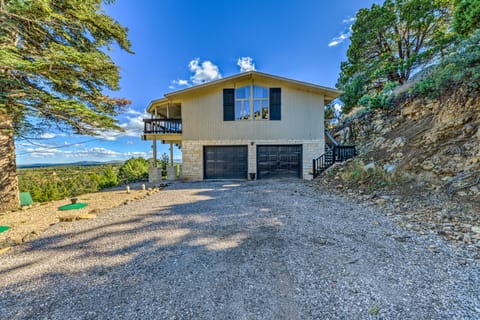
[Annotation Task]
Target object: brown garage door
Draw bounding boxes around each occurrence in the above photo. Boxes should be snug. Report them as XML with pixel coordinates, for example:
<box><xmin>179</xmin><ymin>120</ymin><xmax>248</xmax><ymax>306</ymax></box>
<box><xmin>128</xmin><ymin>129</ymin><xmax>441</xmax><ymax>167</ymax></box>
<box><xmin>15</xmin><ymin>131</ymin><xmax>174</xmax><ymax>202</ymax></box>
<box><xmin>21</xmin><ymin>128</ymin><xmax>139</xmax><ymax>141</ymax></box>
<box><xmin>257</xmin><ymin>145</ymin><xmax>302</xmax><ymax>179</ymax></box>
<box><xmin>204</xmin><ymin>146</ymin><xmax>248</xmax><ymax>179</ymax></box>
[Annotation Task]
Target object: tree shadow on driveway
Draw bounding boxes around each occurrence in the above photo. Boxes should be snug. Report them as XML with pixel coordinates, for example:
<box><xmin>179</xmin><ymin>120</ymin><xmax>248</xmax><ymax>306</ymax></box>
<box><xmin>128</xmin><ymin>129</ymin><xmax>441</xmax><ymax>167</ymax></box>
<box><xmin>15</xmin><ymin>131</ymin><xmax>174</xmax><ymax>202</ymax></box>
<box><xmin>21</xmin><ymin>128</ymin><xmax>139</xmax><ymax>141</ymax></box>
<box><xmin>0</xmin><ymin>181</ymin><xmax>298</xmax><ymax>319</ymax></box>
<box><xmin>0</xmin><ymin>180</ymin><xmax>478</xmax><ymax>319</ymax></box>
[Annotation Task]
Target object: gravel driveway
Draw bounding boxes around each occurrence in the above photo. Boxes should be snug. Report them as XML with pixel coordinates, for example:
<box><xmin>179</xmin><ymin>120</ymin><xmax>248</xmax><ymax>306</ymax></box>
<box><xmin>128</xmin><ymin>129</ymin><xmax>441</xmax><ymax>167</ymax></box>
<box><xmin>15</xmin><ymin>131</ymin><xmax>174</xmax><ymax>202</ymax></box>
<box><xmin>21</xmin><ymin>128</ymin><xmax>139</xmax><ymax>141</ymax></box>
<box><xmin>1</xmin><ymin>180</ymin><xmax>479</xmax><ymax>319</ymax></box>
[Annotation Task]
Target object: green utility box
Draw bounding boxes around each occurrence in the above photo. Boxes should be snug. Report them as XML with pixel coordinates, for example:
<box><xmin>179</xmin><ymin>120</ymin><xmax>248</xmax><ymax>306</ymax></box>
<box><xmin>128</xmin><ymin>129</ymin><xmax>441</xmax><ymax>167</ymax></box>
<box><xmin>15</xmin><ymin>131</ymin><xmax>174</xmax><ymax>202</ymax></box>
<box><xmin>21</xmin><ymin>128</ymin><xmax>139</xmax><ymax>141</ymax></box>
<box><xmin>19</xmin><ymin>192</ymin><xmax>33</xmax><ymax>207</ymax></box>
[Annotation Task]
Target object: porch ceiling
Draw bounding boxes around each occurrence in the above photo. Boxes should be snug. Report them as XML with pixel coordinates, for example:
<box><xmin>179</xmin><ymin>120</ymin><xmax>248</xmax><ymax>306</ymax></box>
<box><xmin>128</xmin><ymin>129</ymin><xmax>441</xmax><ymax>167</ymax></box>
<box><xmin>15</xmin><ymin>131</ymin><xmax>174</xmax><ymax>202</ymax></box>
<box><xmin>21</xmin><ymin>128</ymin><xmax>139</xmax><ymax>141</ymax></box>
<box><xmin>148</xmin><ymin>101</ymin><xmax>181</xmax><ymax>118</ymax></box>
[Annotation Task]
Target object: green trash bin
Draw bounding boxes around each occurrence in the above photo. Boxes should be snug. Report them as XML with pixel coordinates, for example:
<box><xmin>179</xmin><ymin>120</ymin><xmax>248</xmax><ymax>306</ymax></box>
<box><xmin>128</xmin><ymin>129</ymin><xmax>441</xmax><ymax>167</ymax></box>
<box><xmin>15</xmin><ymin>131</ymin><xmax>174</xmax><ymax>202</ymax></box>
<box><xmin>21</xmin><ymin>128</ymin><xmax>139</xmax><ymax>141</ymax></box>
<box><xmin>0</xmin><ymin>226</ymin><xmax>10</xmax><ymax>234</ymax></box>
<box><xmin>19</xmin><ymin>192</ymin><xmax>33</xmax><ymax>206</ymax></box>
<box><xmin>58</xmin><ymin>203</ymin><xmax>88</xmax><ymax>211</ymax></box>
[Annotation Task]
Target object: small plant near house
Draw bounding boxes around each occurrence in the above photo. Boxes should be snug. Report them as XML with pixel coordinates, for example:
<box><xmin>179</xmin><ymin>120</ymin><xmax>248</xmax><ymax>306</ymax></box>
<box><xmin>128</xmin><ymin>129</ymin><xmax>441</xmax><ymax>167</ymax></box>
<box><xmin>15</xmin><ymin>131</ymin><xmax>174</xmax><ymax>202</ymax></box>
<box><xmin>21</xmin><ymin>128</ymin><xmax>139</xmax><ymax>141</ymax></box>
<box><xmin>340</xmin><ymin>160</ymin><xmax>390</xmax><ymax>191</ymax></box>
<box><xmin>369</xmin><ymin>304</ymin><xmax>381</xmax><ymax>316</ymax></box>
<box><xmin>148</xmin><ymin>153</ymin><xmax>171</xmax><ymax>178</ymax></box>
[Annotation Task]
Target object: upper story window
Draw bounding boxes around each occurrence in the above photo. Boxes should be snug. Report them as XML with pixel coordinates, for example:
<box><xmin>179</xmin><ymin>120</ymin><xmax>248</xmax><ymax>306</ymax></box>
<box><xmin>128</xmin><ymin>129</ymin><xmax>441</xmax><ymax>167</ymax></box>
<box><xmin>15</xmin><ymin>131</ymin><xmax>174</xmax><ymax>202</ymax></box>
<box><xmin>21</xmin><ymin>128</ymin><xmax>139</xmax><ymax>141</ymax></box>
<box><xmin>253</xmin><ymin>86</ymin><xmax>269</xmax><ymax>120</ymax></box>
<box><xmin>235</xmin><ymin>85</ymin><xmax>269</xmax><ymax>120</ymax></box>
<box><xmin>235</xmin><ymin>85</ymin><xmax>251</xmax><ymax>120</ymax></box>
<box><xmin>223</xmin><ymin>86</ymin><xmax>280</xmax><ymax>122</ymax></box>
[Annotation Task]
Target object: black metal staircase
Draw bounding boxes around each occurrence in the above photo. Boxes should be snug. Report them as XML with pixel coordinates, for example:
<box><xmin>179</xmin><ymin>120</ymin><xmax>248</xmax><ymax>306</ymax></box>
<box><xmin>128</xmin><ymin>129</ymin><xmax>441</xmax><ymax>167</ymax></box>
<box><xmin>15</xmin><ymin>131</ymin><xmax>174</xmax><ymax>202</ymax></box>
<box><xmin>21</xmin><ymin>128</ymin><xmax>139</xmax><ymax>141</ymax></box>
<box><xmin>312</xmin><ymin>131</ymin><xmax>356</xmax><ymax>178</ymax></box>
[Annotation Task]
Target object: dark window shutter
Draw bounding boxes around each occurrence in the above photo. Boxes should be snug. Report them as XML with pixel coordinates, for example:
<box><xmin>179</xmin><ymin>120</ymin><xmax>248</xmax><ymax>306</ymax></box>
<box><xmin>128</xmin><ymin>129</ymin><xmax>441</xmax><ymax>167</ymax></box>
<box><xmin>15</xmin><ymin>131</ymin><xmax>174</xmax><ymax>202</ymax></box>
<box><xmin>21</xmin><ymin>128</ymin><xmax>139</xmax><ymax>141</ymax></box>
<box><xmin>269</xmin><ymin>88</ymin><xmax>281</xmax><ymax>120</ymax></box>
<box><xmin>223</xmin><ymin>89</ymin><xmax>235</xmax><ymax>121</ymax></box>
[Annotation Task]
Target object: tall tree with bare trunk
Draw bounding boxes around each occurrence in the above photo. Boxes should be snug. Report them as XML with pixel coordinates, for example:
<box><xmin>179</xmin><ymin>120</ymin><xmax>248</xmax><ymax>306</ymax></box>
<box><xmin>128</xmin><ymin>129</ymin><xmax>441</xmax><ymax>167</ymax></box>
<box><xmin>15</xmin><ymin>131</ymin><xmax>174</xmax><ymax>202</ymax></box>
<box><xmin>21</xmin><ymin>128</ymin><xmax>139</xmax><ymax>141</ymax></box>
<box><xmin>0</xmin><ymin>0</ymin><xmax>132</xmax><ymax>211</ymax></box>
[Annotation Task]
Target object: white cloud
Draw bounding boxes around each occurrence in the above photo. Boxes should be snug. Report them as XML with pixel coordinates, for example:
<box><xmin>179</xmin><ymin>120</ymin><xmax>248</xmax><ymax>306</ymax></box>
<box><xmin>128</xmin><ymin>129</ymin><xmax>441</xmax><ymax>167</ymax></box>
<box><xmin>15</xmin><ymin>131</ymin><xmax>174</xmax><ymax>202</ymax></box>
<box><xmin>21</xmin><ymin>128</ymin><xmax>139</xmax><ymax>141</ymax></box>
<box><xmin>95</xmin><ymin>112</ymin><xmax>149</xmax><ymax>141</ymax></box>
<box><xmin>342</xmin><ymin>17</ymin><xmax>356</xmax><ymax>24</ymax></box>
<box><xmin>18</xmin><ymin>141</ymin><xmax>56</xmax><ymax>148</ymax></box>
<box><xmin>188</xmin><ymin>58</ymin><xmax>222</xmax><ymax>84</ymax></box>
<box><xmin>38</xmin><ymin>132</ymin><xmax>56</xmax><ymax>139</ymax></box>
<box><xmin>328</xmin><ymin>17</ymin><xmax>355</xmax><ymax>47</ymax></box>
<box><xmin>333</xmin><ymin>103</ymin><xmax>343</xmax><ymax>113</ymax></box>
<box><xmin>172</xmin><ymin>79</ymin><xmax>189</xmax><ymax>86</ymax></box>
<box><xmin>328</xmin><ymin>29</ymin><xmax>351</xmax><ymax>47</ymax></box>
<box><xmin>169</xmin><ymin>58</ymin><xmax>222</xmax><ymax>89</ymax></box>
<box><xmin>96</xmin><ymin>133</ymin><xmax>118</xmax><ymax>141</ymax></box>
<box><xmin>126</xmin><ymin>140</ymin><xmax>135</xmax><ymax>145</ymax></box>
<box><xmin>25</xmin><ymin>147</ymin><xmax>59</xmax><ymax>158</ymax></box>
<box><xmin>123</xmin><ymin>151</ymin><xmax>149</xmax><ymax>158</ymax></box>
<box><xmin>237</xmin><ymin>57</ymin><xmax>256</xmax><ymax>72</ymax></box>
<box><xmin>22</xmin><ymin>146</ymin><xmax>121</xmax><ymax>159</ymax></box>
<box><xmin>124</xmin><ymin>108</ymin><xmax>143</xmax><ymax>116</ymax></box>
<box><xmin>69</xmin><ymin>147</ymin><xmax>120</xmax><ymax>158</ymax></box>
<box><xmin>120</xmin><ymin>115</ymin><xmax>144</xmax><ymax>132</ymax></box>
<box><xmin>17</xmin><ymin>140</ymin><xmax>152</xmax><ymax>164</ymax></box>
<box><xmin>169</xmin><ymin>79</ymin><xmax>190</xmax><ymax>90</ymax></box>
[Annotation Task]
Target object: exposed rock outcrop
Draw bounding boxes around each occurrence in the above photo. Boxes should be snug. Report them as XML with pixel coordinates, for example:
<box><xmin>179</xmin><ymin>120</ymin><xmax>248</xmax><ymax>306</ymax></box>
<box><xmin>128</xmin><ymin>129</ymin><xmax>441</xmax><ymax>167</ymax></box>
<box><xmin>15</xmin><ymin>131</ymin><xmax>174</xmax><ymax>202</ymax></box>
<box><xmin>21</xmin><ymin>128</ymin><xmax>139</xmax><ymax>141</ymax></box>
<box><xmin>334</xmin><ymin>93</ymin><xmax>480</xmax><ymax>198</ymax></box>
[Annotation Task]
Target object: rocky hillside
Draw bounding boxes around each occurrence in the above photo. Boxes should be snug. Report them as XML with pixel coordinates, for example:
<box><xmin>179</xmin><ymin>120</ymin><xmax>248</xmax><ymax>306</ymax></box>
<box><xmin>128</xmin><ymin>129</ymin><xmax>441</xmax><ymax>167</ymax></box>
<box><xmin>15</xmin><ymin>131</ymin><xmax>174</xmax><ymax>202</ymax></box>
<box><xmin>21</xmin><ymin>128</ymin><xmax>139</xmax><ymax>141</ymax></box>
<box><xmin>316</xmin><ymin>91</ymin><xmax>479</xmax><ymax>253</ymax></box>
<box><xmin>335</xmin><ymin>92</ymin><xmax>479</xmax><ymax>198</ymax></box>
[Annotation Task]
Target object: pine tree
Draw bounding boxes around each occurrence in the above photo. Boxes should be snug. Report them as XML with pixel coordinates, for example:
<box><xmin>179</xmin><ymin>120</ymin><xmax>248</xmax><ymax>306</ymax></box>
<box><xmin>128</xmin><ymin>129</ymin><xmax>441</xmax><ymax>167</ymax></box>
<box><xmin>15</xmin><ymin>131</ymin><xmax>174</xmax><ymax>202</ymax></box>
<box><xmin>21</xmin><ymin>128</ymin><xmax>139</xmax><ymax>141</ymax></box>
<box><xmin>337</xmin><ymin>0</ymin><xmax>454</xmax><ymax>108</ymax></box>
<box><xmin>0</xmin><ymin>0</ymin><xmax>132</xmax><ymax>211</ymax></box>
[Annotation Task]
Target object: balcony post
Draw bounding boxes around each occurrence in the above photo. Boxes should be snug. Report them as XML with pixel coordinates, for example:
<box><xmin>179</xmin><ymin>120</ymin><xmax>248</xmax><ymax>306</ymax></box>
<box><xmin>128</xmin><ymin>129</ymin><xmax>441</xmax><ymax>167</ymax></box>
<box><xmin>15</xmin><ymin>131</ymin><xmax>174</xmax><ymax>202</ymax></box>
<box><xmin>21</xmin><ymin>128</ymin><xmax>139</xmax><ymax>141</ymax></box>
<box><xmin>153</xmin><ymin>138</ymin><xmax>157</xmax><ymax>167</ymax></box>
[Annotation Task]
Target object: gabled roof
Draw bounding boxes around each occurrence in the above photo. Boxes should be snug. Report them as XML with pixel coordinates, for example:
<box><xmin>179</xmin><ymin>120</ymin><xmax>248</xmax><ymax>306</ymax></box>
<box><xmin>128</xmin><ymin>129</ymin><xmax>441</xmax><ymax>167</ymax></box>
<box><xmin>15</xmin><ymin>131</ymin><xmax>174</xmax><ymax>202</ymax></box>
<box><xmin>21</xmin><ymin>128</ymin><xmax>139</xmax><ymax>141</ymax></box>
<box><xmin>147</xmin><ymin>71</ymin><xmax>341</xmax><ymax>112</ymax></box>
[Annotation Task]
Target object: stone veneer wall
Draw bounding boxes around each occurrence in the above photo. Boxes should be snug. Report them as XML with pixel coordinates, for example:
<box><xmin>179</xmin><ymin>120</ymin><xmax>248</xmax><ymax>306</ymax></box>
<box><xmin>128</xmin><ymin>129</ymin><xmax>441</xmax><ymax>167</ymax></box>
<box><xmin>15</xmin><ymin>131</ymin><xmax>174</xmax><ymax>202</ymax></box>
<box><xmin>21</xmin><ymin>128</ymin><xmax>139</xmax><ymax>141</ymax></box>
<box><xmin>181</xmin><ymin>139</ymin><xmax>324</xmax><ymax>181</ymax></box>
<box><xmin>148</xmin><ymin>167</ymin><xmax>163</xmax><ymax>183</ymax></box>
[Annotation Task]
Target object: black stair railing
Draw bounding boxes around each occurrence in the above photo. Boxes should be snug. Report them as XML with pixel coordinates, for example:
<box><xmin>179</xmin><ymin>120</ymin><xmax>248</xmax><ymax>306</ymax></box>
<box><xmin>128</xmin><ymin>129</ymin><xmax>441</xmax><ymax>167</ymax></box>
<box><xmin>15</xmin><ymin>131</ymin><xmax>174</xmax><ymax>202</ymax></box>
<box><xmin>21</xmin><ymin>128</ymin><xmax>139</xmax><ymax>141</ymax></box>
<box><xmin>334</xmin><ymin>146</ymin><xmax>357</xmax><ymax>161</ymax></box>
<box><xmin>313</xmin><ymin>145</ymin><xmax>356</xmax><ymax>178</ymax></box>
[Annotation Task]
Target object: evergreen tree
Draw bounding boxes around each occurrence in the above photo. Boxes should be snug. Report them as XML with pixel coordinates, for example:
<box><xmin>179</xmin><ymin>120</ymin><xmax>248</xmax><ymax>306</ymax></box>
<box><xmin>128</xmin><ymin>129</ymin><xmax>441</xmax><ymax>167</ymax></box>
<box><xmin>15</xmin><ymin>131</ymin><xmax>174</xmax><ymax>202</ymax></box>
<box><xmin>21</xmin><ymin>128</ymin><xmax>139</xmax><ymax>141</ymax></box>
<box><xmin>453</xmin><ymin>0</ymin><xmax>480</xmax><ymax>37</ymax></box>
<box><xmin>337</xmin><ymin>0</ymin><xmax>454</xmax><ymax>110</ymax></box>
<box><xmin>0</xmin><ymin>0</ymin><xmax>132</xmax><ymax>211</ymax></box>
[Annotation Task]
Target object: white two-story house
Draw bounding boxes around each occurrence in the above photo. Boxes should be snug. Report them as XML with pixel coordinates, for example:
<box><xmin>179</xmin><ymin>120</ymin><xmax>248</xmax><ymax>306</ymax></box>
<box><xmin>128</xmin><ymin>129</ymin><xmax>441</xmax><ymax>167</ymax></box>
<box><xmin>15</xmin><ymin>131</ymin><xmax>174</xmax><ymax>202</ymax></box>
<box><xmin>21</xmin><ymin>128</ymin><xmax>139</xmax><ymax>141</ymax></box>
<box><xmin>142</xmin><ymin>71</ymin><xmax>341</xmax><ymax>181</ymax></box>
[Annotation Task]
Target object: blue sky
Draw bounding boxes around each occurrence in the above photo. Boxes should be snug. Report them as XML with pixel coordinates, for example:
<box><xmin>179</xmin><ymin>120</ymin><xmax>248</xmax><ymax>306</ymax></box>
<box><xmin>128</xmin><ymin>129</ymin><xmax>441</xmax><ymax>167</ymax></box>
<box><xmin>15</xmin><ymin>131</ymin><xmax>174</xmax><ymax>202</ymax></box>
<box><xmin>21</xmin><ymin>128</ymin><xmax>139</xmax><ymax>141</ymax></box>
<box><xmin>15</xmin><ymin>0</ymin><xmax>380</xmax><ymax>165</ymax></box>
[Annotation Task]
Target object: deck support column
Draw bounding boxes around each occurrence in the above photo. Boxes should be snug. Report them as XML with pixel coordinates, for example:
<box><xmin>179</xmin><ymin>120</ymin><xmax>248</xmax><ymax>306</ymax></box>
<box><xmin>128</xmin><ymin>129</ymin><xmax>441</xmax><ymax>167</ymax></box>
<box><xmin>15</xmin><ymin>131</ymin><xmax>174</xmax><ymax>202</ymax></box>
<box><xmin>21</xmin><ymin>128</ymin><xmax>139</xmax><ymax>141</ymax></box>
<box><xmin>153</xmin><ymin>138</ymin><xmax>157</xmax><ymax>167</ymax></box>
<box><xmin>166</xmin><ymin>143</ymin><xmax>177</xmax><ymax>180</ymax></box>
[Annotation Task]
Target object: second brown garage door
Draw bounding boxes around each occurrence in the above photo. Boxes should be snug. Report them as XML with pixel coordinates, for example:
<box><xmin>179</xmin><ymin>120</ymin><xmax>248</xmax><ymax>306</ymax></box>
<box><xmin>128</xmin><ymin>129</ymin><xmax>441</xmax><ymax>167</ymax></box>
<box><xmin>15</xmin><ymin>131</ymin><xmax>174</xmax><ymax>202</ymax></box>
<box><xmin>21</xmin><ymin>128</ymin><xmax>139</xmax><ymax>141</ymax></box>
<box><xmin>257</xmin><ymin>145</ymin><xmax>302</xmax><ymax>179</ymax></box>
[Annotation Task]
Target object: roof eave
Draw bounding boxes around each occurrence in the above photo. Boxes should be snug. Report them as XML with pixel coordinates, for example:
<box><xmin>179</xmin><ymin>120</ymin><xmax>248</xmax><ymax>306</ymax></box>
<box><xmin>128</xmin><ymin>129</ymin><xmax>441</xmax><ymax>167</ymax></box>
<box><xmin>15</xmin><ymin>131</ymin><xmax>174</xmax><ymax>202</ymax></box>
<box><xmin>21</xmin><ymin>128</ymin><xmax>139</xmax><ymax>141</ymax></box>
<box><xmin>146</xmin><ymin>97</ymin><xmax>169</xmax><ymax>113</ymax></box>
<box><xmin>164</xmin><ymin>70</ymin><xmax>341</xmax><ymax>100</ymax></box>
<box><xmin>147</xmin><ymin>71</ymin><xmax>342</xmax><ymax>112</ymax></box>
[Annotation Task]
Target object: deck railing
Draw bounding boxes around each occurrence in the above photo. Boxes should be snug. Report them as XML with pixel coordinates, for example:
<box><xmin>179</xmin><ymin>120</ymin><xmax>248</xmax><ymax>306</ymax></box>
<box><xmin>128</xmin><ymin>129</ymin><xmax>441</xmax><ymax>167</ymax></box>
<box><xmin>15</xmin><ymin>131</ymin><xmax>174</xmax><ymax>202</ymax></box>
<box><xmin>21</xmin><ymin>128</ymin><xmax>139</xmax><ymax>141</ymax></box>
<box><xmin>313</xmin><ymin>145</ymin><xmax>356</xmax><ymax>178</ymax></box>
<box><xmin>143</xmin><ymin>118</ymin><xmax>182</xmax><ymax>134</ymax></box>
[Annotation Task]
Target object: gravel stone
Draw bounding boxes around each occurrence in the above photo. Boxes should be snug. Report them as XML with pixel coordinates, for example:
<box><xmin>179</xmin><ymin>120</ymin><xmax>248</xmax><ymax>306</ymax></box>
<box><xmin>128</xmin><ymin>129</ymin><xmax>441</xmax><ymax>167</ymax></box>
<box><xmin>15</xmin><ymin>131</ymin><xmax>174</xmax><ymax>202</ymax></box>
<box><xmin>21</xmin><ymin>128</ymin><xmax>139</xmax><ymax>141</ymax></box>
<box><xmin>0</xmin><ymin>180</ymin><xmax>479</xmax><ymax>319</ymax></box>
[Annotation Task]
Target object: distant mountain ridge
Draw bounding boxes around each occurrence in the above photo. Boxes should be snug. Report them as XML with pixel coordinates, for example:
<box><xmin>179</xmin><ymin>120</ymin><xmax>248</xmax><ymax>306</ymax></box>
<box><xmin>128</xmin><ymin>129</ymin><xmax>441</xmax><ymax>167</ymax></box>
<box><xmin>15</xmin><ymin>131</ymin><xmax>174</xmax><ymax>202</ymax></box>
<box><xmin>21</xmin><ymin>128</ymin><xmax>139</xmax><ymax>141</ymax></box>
<box><xmin>17</xmin><ymin>160</ymin><xmax>125</xmax><ymax>169</ymax></box>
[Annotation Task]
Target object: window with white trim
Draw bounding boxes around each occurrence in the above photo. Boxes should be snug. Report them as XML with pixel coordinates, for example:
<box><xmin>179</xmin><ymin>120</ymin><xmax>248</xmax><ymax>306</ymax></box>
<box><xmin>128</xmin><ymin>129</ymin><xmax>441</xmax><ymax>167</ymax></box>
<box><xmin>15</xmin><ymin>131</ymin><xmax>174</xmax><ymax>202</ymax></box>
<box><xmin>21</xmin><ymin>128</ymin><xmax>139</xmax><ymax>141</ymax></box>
<box><xmin>235</xmin><ymin>85</ymin><xmax>269</xmax><ymax>120</ymax></box>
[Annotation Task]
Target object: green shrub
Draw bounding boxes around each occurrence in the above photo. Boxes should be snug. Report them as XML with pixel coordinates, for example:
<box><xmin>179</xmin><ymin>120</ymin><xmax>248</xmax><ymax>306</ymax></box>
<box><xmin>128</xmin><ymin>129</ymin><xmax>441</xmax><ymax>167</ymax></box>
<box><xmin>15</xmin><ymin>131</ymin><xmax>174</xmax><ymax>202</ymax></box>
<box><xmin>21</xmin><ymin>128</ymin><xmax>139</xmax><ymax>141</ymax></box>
<box><xmin>340</xmin><ymin>160</ymin><xmax>390</xmax><ymax>191</ymax></box>
<box><xmin>412</xmin><ymin>29</ymin><xmax>480</xmax><ymax>98</ymax></box>
<box><xmin>453</xmin><ymin>0</ymin><xmax>480</xmax><ymax>37</ymax></box>
<box><xmin>339</xmin><ymin>74</ymin><xmax>367</xmax><ymax>114</ymax></box>
<box><xmin>17</xmin><ymin>164</ymin><xmax>121</xmax><ymax>203</ymax></box>
<box><xmin>359</xmin><ymin>81</ymin><xmax>397</xmax><ymax>110</ymax></box>
<box><xmin>118</xmin><ymin>157</ymin><xmax>149</xmax><ymax>183</ymax></box>
<box><xmin>99</xmin><ymin>165</ymin><xmax>119</xmax><ymax>188</ymax></box>
<box><xmin>358</xmin><ymin>95</ymin><xmax>371</xmax><ymax>108</ymax></box>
